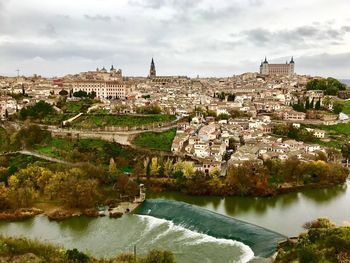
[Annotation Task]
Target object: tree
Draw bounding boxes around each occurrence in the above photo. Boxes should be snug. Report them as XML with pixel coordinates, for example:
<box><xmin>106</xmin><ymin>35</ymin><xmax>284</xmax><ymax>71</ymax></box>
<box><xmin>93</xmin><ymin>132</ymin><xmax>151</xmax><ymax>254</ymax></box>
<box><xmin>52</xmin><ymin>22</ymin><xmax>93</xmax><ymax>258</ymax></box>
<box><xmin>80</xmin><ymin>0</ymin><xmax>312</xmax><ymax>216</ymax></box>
<box><xmin>209</xmin><ymin>167</ymin><xmax>220</xmax><ymax>177</ymax></box>
<box><xmin>333</xmin><ymin>101</ymin><xmax>344</xmax><ymax>114</ymax></box>
<box><xmin>108</xmin><ymin>158</ymin><xmax>118</xmax><ymax>181</ymax></box>
<box><xmin>143</xmin><ymin>158</ymin><xmax>151</xmax><ymax>179</ymax></box>
<box><xmin>163</xmin><ymin>159</ymin><xmax>173</xmax><ymax>178</ymax></box>
<box><xmin>115</xmin><ymin>173</ymin><xmax>129</xmax><ymax>195</ymax></box>
<box><xmin>322</xmin><ymin>96</ymin><xmax>332</xmax><ymax>110</ymax></box>
<box><xmin>315</xmin><ymin>99</ymin><xmax>321</xmax><ymax>110</ymax></box>
<box><xmin>150</xmin><ymin>157</ymin><xmax>160</xmax><ymax>177</ymax></box>
<box><xmin>73</xmin><ymin>90</ymin><xmax>88</xmax><ymax>98</ymax></box>
<box><xmin>59</xmin><ymin>89</ymin><xmax>68</xmax><ymax>96</ymax></box>
<box><xmin>182</xmin><ymin>161</ymin><xmax>195</xmax><ymax>178</ymax></box>
<box><xmin>217</xmin><ymin>113</ymin><xmax>230</xmax><ymax>121</ymax></box>
<box><xmin>310</xmin><ymin>98</ymin><xmax>314</xmax><ymax>109</ymax></box>
<box><xmin>143</xmin><ymin>250</ymin><xmax>175</xmax><ymax>263</ymax></box>
<box><xmin>305</xmin><ymin>99</ymin><xmax>310</xmax><ymax>110</ymax></box>
<box><xmin>19</xmin><ymin>101</ymin><xmax>54</xmax><ymax>120</ymax></box>
<box><xmin>0</xmin><ymin>183</ymin><xmax>10</xmax><ymax>210</ymax></box>
<box><xmin>341</xmin><ymin>143</ymin><xmax>350</xmax><ymax>167</ymax></box>
<box><xmin>88</xmin><ymin>91</ymin><xmax>96</xmax><ymax>99</ymax></box>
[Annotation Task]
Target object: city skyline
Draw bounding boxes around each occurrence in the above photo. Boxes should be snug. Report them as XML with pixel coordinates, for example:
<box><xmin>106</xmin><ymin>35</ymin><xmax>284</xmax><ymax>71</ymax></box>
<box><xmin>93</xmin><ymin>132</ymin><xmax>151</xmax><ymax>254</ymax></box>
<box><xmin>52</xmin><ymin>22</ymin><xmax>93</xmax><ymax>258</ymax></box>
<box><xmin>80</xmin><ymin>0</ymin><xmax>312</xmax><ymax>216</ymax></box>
<box><xmin>0</xmin><ymin>0</ymin><xmax>349</xmax><ymax>78</ymax></box>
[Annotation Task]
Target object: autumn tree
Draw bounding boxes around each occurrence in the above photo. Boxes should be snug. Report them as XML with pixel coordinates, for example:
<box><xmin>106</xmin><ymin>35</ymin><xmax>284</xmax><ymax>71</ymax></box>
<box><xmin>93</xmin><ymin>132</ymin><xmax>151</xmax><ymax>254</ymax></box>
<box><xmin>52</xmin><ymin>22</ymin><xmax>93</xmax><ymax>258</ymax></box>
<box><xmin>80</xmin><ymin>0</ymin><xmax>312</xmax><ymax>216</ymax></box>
<box><xmin>150</xmin><ymin>157</ymin><xmax>160</xmax><ymax>177</ymax></box>
<box><xmin>163</xmin><ymin>159</ymin><xmax>174</xmax><ymax>178</ymax></box>
<box><xmin>108</xmin><ymin>158</ymin><xmax>118</xmax><ymax>181</ymax></box>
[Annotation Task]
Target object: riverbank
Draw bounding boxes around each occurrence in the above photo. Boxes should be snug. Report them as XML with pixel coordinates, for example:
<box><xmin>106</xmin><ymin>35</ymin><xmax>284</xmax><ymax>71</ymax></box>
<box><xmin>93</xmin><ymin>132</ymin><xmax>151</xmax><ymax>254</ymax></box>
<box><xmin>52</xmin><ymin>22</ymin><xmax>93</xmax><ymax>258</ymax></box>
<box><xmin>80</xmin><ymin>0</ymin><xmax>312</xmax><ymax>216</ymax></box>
<box><xmin>0</xmin><ymin>199</ymin><xmax>142</xmax><ymax>221</ymax></box>
<box><xmin>275</xmin><ymin>218</ymin><xmax>350</xmax><ymax>262</ymax></box>
<box><xmin>142</xmin><ymin>177</ymin><xmax>348</xmax><ymax>198</ymax></box>
<box><xmin>0</xmin><ymin>208</ymin><xmax>43</xmax><ymax>221</ymax></box>
<box><xmin>0</xmin><ymin>235</ymin><xmax>175</xmax><ymax>263</ymax></box>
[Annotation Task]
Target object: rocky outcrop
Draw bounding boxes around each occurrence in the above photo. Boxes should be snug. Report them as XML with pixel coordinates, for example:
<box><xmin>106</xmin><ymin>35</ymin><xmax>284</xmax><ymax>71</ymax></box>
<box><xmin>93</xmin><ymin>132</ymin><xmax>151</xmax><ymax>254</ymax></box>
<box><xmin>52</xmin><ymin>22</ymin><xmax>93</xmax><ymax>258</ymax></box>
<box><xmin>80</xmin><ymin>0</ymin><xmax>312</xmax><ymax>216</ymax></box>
<box><xmin>0</xmin><ymin>208</ymin><xmax>43</xmax><ymax>221</ymax></box>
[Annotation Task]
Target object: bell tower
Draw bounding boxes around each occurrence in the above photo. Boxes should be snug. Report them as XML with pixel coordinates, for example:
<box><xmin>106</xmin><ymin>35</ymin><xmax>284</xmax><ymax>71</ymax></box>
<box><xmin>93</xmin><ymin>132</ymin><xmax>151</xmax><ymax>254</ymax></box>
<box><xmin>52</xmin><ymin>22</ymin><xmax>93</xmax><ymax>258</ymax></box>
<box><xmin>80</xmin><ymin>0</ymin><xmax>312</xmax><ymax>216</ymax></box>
<box><xmin>149</xmin><ymin>58</ymin><xmax>156</xmax><ymax>78</ymax></box>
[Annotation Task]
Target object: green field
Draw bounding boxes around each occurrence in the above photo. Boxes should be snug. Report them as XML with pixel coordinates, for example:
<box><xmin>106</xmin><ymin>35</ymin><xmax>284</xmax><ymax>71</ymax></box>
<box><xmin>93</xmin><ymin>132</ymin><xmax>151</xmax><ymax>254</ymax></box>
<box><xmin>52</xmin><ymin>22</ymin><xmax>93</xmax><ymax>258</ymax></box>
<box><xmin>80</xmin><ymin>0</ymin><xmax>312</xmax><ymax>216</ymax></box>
<box><xmin>72</xmin><ymin>114</ymin><xmax>176</xmax><ymax>129</ymax></box>
<box><xmin>34</xmin><ymin>137</ymin><xmax>138</xmax><ymax>165</ymax></box>
<box><xmin>133</xmin><ymin>128</ymin><xmax>177</xmax><ymax>152</ymax></box>
<box><xmin>339</xmin><ymin>100</ymin><xmax>350</xmax><ymax>115</ymax></box>
<box><xmin>312</xmin><ymin>123</ymin><xmax>350</xmax><ymax>135</ymax></box>
<box><xmin>60</xmin><ymin>99</ymin><xmax>97</xmax><ymax>114</ymax></box>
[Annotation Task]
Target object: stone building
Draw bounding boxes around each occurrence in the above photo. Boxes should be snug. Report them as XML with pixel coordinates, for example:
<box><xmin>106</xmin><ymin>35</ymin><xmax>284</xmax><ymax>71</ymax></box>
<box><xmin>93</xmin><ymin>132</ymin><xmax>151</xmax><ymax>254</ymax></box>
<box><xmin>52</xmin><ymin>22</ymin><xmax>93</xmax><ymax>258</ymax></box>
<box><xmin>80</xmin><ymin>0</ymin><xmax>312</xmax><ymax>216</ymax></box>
<box><xmin>72</xmin><ymin>80</ymin><xmax>133</xmax><ymax>99</ymax></box>
<box><xmin>260</xmin><ymin>57</ymin><xmax>295</xmax><ymax>76</ymax></box>
<box><xmin>72</xmin><ymin>66</ymin><xmax>134</xmax><ymax>99</ymax></box>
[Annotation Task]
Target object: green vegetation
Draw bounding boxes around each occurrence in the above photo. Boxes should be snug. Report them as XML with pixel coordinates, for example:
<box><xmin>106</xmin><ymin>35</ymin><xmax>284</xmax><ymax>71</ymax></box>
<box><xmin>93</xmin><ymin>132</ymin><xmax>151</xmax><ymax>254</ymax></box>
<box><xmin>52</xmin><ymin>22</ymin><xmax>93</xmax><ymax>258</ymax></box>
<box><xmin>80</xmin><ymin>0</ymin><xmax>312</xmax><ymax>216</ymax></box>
<box><xmin>133</xmin><ymin>128</ymin><xmax>176</xmax><ymax>152</ymax></box>
<box><xmin>57</xmin><ymin>98</ymin><xmax>96</xmax><ymax>114</ymax></box>
<box><xmin>139</xmin><ymin>155</ymin><xmax>348</xmax><ymax>196</ymax></box>
<box><xmin>312</xmin><ymin>123</ymin><xmax>350</xmax><ymax>135</ymax></box>
<box><xmin>73</xmin><ymin>90</ymin><xmax>96</xmax><ymax>99</ymax></box>
<box><xmin>11</xmin><ymin>125</ymin><xmax>52</xmax><ymax>150</ymax></box>
<box><xmin>306</xmin><ymin>77</ymin><xmax>347</xmax><ymax>95</ymax></box>
<box><xmin>336</xmin><ymin>100</ymin><xmax>350</xmax><ymax>115</ymax></box>
<box><xmin>273</xmin><ymin>124</ymin><xmax>316</xmax><ymax>143</ymax></box>
<box><xmin>136</xmin><ymin>104</ymin><xmax>162</xmax><ymax>114</ymax></box>
<box><xmin>276</xmin><ymin>218</ymin><xmax>350</xmax><ymax>263</ymax></box>
<box><xmin>273</xmin><ymin>123</ymin><xmax>350</xmax><ymax>149</ymax></box>
<box><xmin>0</xmin><ymin>127</ymin><xmax>9</xmax><ymax>152</ymax></box>
<box><xmin>0</xmin><ymin>235</ymin><xmax>175</xmax><ymax>263</ymax></box>
<box><xmin>72</xmin><ymin>114</ymin><xmax>176</xmax><ymax>129</ymax></box>
<box><xmin>34</xmin><ymin>136</ymin><xmax>139</xmax><ymax>168</ymax></box>
<box><xmin>19</xmin><ymin>100</ymin><xmax>55</xmax><ymax>120</ymax></box>
<box><xmin>17</xmin><ymin>99</ymin><xmax>99</xmax><ymax>125</ymax></box>
<box><xmin>0</xmin><ymin>154</ymin><xmax>48</xmax><ymax>184</ymax></box>
<box><xmin>214</xmin><ymin>91</ymin><xmax>235</xmax><ymax>101</ymax></box>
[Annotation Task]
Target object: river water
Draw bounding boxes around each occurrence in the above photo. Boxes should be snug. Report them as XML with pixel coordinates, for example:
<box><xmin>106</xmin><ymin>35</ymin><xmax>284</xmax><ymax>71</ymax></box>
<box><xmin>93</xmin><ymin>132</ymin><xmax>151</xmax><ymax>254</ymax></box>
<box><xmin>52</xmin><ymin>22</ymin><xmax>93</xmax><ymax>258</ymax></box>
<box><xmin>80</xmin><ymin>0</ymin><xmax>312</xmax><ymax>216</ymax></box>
<box><xmin>0</xmin><ymin>181</ymin><xmax>349</xmax><ymax>263</ymax></box>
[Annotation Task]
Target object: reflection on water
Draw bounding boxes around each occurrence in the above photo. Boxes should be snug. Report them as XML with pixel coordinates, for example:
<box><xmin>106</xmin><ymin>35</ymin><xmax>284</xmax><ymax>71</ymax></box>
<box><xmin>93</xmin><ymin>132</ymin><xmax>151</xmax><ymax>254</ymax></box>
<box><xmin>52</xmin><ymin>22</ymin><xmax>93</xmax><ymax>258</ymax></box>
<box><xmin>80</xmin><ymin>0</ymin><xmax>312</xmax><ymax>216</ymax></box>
<box><xmin>58</xmin><ymin>216</ymin><xmax>95</xmax><ymax>233</ymax></box>
<box><xmin>148</xmin><ymin>181</ymin><xmax>350</xmax><ymax>236</ymax></box>
<box><xmin>301</xmin><ymin>184</ymin><xmax>347</xmax><ymax>203</ymax></box>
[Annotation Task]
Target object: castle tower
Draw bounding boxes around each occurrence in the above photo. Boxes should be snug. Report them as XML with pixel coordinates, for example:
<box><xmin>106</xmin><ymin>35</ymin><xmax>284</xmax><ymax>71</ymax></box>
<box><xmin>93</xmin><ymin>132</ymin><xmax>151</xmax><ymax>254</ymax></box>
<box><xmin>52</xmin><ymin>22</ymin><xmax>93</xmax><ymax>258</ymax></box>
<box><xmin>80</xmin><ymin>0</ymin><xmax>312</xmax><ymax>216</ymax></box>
<box><xmin>260</xmin><ymin>57</ymin><xmax>269</xmax><ymax>75</ymax></box>
<box><xmin>289</xmin><ymin>57</ymin><xmax>295</xmax><ymax>75</ymax></box>
<box><xmin>149</xmin><ymin>58</ymin><xmax>156</xmax><ymax>78</ymax></box>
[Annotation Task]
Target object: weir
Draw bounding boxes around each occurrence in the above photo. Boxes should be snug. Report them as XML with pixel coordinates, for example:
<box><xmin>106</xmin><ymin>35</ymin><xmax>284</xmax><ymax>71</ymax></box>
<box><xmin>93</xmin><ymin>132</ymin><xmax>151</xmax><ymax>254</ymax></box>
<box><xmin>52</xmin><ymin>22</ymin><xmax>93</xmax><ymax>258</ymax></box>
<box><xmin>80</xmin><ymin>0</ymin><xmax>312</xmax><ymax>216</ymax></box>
<box><xmin>136</xmin><ymin>199</ymin><xmax>286</xmax><ymax>258</ymax></box>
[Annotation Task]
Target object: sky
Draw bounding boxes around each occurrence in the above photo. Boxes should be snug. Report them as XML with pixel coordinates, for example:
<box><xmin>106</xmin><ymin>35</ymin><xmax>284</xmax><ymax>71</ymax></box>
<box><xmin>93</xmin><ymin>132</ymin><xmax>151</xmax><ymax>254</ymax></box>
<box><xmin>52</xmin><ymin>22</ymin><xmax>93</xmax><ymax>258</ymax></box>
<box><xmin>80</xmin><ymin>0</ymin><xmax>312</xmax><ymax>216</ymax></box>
<box><xmin>0</xmin><ymin>0</ymin><xmax>349</xmax><ymax>78</ymax></box>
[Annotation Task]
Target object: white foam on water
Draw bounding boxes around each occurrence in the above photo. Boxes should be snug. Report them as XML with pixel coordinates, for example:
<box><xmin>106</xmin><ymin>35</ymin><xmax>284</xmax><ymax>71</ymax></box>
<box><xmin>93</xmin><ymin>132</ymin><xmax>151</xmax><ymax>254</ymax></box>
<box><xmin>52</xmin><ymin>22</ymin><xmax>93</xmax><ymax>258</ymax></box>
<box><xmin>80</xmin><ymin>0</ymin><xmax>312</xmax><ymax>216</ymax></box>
<box><xmin>138</xmin><ymin>215</ymin><xmax>255</xmax><ymax>263</ymax></box>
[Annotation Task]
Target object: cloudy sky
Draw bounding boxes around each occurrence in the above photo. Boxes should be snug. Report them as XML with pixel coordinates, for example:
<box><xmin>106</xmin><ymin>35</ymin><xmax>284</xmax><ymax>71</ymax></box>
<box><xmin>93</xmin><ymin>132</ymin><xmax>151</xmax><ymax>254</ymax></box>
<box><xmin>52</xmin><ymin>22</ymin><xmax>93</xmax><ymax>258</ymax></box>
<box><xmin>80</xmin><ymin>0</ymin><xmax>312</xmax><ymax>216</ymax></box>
<box><xmin>0</xmin><ymin>0</ymin><xmax>349</xmax><ymax>78</ymax></box>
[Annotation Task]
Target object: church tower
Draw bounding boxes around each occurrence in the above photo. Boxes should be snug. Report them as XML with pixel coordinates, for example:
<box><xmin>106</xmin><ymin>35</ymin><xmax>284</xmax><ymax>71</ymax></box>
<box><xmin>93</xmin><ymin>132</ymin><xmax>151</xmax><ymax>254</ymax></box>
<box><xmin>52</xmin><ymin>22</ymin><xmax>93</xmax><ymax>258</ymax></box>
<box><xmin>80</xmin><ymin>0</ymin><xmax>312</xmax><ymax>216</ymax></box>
<box><xmin>149</xmin><ymin>58</ymin><xmax>156</xmax><ymax>78</ymax></box>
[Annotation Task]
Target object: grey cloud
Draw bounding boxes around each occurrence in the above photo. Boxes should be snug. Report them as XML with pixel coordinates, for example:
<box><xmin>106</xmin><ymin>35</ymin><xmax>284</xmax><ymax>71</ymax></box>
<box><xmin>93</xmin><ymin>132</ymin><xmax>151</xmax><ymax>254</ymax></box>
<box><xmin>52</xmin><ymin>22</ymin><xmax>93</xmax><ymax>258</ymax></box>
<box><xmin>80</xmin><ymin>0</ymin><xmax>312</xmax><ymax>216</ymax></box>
<box><xmin>128</xmin><ymin>0</ymin><xmax>201</xmax><ymax>10</ymax></box>
<box><xmin>0</xmin><ymin>41</ymin><xmax>114</xmax><ymax>60</ymax></box>
<box><xmin>342</xmin><ymin>26</ymin><xmax>350</xmax><ymax>32</ymax></box>
<box><xmin>297</xmin><ymin>52</ymin><xmax>350</xmax><ymax>77</ymax></box>
<box><xmin>39</xmin><ymin>23</ymin><xmax>57</xmax><ymax>37</ymax></box>
<box><xmin>84</xmin><ymin>14</ymin><xmax>112</xmax><ymax>22</ymax></box>
<box><xmin>243</xmin><ymin>24</ymin><xmax>350</xmax><ymax>48</ymax></box>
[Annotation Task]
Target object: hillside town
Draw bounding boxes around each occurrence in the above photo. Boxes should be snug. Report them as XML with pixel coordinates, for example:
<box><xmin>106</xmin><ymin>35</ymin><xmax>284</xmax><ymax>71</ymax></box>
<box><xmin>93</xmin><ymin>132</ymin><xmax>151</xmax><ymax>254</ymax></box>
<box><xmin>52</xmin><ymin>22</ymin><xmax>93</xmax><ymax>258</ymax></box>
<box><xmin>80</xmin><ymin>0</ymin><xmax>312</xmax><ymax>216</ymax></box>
<box><xmin>1</xmin><ymin>58</ymin><xmax>349</xmax><ymax>177</ymax></box>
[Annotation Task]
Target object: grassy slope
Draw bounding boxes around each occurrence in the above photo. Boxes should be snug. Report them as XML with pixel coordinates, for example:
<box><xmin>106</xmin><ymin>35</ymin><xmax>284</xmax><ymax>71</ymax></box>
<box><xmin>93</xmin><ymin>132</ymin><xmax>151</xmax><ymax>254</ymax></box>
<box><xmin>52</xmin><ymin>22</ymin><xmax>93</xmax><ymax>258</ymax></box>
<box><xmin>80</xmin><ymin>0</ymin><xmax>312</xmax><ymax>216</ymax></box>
<box><xmin>0</xmin><ymin>235</ymin><xmax>175</xmax><ymax>263</ymax></box>
<box><xmin>72</xmin><ymin>114</ymin><xmax>176</xmax><ymax>129</ymax></box>
<box><xmin>339</xmin><ymin>100</ymin><xmax>350</xmax><ymax>115</ymax></box>
<box><xmin>0</xmin><ymin>127</ymin><xmax>8</xmax><ymax>151</ymax></box>
<box><xmin>133</xmin><ymin>128</ymin><xmax>177</xmax><ymax>152</ymax></box>
<box><xmin>34</xmin><ymin>137</ymin><xmax>139</xmax><ymax>165</ymax></box>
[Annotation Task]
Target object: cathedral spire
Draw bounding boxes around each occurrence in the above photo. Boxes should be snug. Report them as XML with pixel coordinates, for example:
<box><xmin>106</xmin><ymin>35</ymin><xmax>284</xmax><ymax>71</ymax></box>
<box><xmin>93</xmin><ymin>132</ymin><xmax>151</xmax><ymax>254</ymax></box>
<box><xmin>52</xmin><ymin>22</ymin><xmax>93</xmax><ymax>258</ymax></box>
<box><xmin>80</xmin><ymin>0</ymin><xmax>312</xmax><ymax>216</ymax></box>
<box><xmin>149</xmin><ymin>57</ymin><xmax>156</xmax><ymax>78</ymax></box>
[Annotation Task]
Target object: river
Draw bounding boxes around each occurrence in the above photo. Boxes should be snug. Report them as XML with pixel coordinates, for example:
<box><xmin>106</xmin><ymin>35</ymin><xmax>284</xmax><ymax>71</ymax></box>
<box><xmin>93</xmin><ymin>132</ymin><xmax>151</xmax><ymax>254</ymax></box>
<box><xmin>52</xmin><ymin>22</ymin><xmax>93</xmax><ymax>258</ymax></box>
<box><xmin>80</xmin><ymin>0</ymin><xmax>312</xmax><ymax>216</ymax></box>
<box><xmin>0</xmin><ymin>181</ymin><xmax>349</xmax><ymax>263</ymax></box>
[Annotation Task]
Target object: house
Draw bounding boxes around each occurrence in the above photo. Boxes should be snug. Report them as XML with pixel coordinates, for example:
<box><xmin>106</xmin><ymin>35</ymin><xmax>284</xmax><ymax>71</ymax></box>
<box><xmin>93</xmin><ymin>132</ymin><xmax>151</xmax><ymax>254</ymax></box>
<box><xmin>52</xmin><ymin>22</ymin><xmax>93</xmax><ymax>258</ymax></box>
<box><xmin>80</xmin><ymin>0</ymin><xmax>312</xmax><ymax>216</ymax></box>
<box><xmin>283</xmin><ymin>109</ymin><xmax>306</xmax><ymax>121</ymax></box>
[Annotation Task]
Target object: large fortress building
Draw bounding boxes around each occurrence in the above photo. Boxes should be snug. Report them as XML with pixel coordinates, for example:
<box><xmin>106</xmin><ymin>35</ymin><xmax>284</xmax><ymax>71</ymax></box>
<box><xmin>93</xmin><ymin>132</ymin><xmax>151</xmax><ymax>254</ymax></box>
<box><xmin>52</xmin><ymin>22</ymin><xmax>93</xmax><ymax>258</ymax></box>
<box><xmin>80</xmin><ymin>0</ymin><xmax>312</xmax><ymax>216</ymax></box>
<box><xmin>72</xmin><ymin>65</ymin><xmax>134</xmax><ymax>99</ymax></box>
<box><xmin>259</xmin><ymin>57</ymin><xmax>295</xmax><ymax>76</ymax></box>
